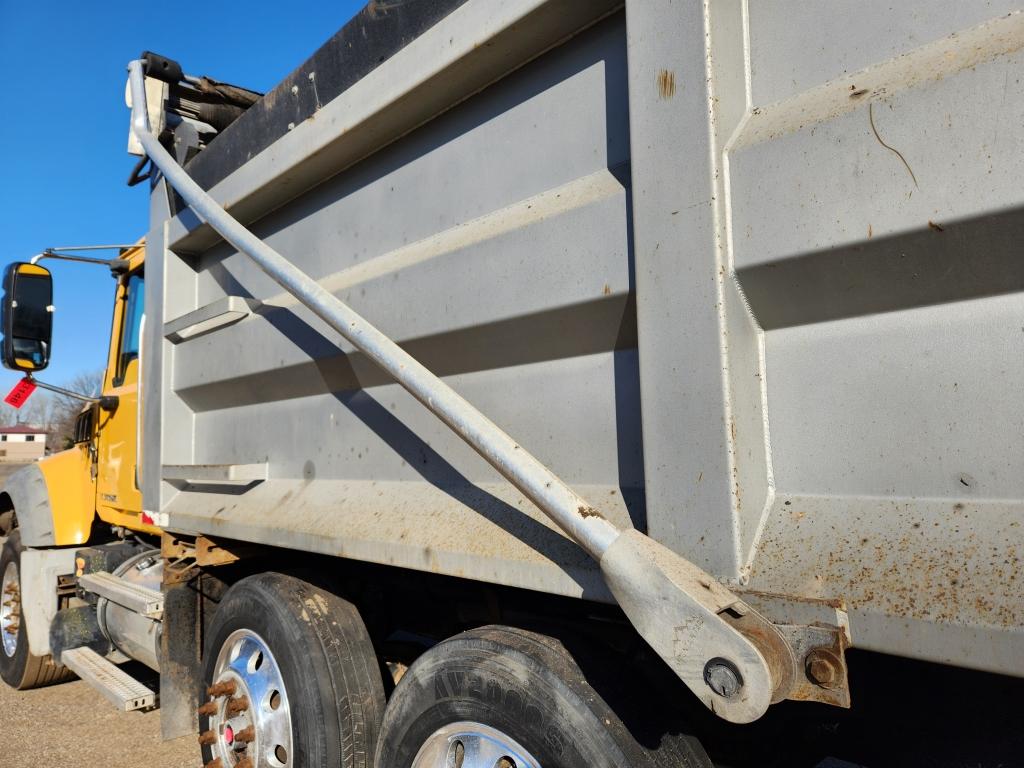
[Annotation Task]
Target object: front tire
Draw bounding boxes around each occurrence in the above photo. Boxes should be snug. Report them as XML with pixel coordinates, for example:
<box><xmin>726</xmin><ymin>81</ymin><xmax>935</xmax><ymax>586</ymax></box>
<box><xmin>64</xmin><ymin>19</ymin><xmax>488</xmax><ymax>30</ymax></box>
<box><xmin>0</xmin><ymin>530</ymin><xmax>71</xmax><ymax>690</ymax></box>
<box><xmin>375</xmin><ymin>625</ymin><xmax>712</xmax><ymax>768</ymax></box>
<box><xmin>199</xmin><ymin>572</ymin><xmax>385</xmax><ymax>768</ymax></box>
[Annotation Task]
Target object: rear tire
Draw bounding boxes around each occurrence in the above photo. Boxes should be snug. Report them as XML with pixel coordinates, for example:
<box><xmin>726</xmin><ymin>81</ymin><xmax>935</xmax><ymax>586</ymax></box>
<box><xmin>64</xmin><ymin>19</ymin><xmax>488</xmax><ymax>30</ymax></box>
<box><xmin>0</xmin><ymin>530</ymin><xmax>72</xmax><ymax>690</ymax></box>
<box><xmin>200</xmin><ymin>572</ymin><xmax>385</xmax><ymax>768</ymax></box>
<box><xmin>375</xmin><ymin>625</ymin><xmax>712</xmax><ymax>768</ymax></box>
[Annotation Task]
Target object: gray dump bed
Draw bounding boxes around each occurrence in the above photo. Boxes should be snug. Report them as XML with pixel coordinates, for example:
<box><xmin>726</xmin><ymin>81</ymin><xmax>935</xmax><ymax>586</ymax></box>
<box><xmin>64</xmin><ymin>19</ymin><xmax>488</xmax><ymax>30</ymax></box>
<box><xmin>143</xmin><ymin>1</ymin><xmax>1024</xmax><ymax>677</ymax></box>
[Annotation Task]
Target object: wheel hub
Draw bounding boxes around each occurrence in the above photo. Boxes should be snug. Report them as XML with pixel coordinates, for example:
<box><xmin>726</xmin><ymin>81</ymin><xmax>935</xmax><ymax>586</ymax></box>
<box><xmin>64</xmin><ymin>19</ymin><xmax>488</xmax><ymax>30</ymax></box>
<box><xmin>1</xmin><ymin>561</ymin><xmax>21</xmax><ymax>658</ymax></box>
<box><xmin>200</xmin><ymin>629</ymin><xmax>292</xmax><ymax>768</ymax></box>
<box><xmin>411</xmin><ymin>721</ymin><xmax>542</xmax><ymax>768</ymax></box>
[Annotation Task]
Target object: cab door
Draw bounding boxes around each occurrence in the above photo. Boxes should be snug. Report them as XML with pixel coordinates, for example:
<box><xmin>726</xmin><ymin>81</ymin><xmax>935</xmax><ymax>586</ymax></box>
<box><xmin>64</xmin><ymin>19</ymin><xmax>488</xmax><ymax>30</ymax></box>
<box><xmin>95</xmin><ymin>266</ymin><xmax>151</xmax><ymax>532</ymax></box>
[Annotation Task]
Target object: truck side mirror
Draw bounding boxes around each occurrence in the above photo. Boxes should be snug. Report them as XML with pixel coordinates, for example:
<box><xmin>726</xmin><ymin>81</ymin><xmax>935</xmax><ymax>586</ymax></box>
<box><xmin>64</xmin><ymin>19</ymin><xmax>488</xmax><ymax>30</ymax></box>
<box><xmin>1</xmin><ymin>262</ymin><xmax>53</xmax><ymax>372</ymax></box>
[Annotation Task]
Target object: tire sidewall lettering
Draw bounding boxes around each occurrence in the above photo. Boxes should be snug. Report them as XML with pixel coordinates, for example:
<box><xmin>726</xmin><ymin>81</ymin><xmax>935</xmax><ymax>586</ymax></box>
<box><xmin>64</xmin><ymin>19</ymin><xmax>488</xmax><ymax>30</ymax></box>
<box><xmin>431</xmin><ymin>668</ymin><xmax>555</xmax><ymax>754</ymax></box>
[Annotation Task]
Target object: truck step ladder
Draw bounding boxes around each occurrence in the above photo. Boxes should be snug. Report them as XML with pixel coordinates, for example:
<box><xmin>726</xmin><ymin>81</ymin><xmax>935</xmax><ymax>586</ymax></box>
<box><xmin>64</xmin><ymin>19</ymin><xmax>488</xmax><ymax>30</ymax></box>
<box><xmin>77</xmin><ymin>571</ymin><xmax>164</xmax><ymax>618</ymax></box>
<box><xmin>61</xmin><ymin>647</ymin><xmax>156</xmax><ymax>711</ymax></box>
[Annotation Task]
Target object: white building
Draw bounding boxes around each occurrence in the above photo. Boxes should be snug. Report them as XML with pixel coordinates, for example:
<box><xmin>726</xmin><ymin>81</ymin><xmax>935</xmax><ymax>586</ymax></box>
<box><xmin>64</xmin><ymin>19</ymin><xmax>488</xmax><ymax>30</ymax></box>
<box><xmin>0</xmin><ymin>425</ymin><xmax>47</xmax><ymax>462</ymax></box>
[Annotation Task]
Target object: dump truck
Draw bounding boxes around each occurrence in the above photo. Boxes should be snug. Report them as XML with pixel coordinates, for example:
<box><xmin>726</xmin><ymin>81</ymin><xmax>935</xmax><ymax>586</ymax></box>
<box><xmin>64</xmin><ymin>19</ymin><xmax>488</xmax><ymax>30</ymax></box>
<box><xmin>1</xmin><ymin>2</ymin><xmax>1022</xmax><ymax>766</ymax></box>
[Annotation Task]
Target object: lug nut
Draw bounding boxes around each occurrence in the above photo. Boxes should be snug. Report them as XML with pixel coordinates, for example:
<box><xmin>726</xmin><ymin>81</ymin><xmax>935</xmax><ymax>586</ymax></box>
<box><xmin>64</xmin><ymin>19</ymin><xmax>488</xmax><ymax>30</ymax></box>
<box><xmin>198</xmin><ymin>730</ymin><xmax>218</xmax><ymax>746</ymax></box>
<box><xmin>197</xmin><ymin>700</ymin><xmax>218</xmax><ymax>717</ymax></box>
<box><xmin>207</xmin><ymin>680</ymin><xmax>237</xmax><ymax>698</ymax></box>
<box><xmin>226</xmin><ymin>696</ymin><xmax>249</xmax><ymax>716</ymax></box>
<box><xmin>233</xmin><ymin>725</ymin><xmax>255</xmax><ymax>744</ymax></box>
<box><xmin>703</xmin><ymin>658</ymin><xmax>743</xmax><ymax>699</ymax></box>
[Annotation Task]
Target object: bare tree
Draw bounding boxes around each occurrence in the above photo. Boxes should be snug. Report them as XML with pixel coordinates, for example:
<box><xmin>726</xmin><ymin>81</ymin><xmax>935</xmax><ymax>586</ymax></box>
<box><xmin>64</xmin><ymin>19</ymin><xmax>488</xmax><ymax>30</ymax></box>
<box><xmin>0</xmin><ymin>370</ymin><xmax>105</xmax><ymax>451</ymax></box>
<box><xmin>0</xmin><ymin>382</ymin><xmax>51</xmax><ymax>429</ymax></box>
<box><xmin>0</xmin><ymin>398</ymin><xmax>17</xmax><ymax>428</ymax></box>
<box><xmin>22</xmin><ymin>394</ymin><xmax>53</xmax><ymax>430</ymax></box>
<box><xmin>47</xmin><ymin>370</ymin><xmax>105</xmax><ymax>450</ymax></box>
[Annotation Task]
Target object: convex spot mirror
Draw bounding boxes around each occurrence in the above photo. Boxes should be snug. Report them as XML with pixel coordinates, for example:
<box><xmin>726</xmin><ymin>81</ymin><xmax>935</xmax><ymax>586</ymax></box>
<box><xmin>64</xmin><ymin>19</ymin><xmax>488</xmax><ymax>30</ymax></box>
<box><xmin>2</xmin><ymin>262</ymin><xmax>53</xmax><ymax>372</ymax></box>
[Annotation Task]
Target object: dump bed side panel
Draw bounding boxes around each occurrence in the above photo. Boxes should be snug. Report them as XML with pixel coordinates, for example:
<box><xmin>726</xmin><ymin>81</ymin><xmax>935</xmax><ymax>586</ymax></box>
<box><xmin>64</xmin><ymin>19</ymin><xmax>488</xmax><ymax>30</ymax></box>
<box><xmin>148</xmin><ymin>4</ymin><xmax>635</xmax><ymax>601</ymax></box>
<box><xmin>144</xmin><ymin>0</ymin><xmax>1024</xmax><ymax>674</ymax></box>
<box><xmin>725</xmin><ymin>3</ymin><xmax>1024</xmax><ymax>673</ymax></box>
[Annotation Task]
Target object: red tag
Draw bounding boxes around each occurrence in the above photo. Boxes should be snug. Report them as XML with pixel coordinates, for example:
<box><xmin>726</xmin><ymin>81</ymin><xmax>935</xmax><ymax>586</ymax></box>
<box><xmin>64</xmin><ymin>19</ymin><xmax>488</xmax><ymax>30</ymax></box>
<box><xmin>4</xmin><ymin>378</ymin><xmax>37</xmax><ymax>409</ymax></box>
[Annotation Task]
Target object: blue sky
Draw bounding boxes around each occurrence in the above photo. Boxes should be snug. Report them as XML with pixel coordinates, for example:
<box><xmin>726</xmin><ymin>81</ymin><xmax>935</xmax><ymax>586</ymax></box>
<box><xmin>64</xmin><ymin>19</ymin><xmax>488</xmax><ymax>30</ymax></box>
<box><xmin>0</xmin><ymin>0</ymin><xmax>363</xmax><ymax>397</ymax></box>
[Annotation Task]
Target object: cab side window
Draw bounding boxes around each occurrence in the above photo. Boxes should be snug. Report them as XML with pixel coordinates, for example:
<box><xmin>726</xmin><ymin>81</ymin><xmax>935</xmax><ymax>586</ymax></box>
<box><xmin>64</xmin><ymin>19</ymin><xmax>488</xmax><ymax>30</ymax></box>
<box><xmin>115</xmin><ymin>273</ymin><xmax>144</xmax><ymax>384</ymax></box>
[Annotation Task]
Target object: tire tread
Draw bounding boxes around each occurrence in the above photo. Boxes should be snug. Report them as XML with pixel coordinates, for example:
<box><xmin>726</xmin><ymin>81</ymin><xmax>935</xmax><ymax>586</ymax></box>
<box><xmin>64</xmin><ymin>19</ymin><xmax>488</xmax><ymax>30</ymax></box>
<box><xmin>0</xmin><ymin>531</ymin><xmax>74</xmax><ymax>691</ymax></box>
<box><xmin>201</xmin><ymin>572</ymin><xmax>384</xmax><ymax>768</ymax></box>
<box><xmin>376</xmin><ymin>624</ymin><xmax>712</xmax><ymax>768</ymax></box>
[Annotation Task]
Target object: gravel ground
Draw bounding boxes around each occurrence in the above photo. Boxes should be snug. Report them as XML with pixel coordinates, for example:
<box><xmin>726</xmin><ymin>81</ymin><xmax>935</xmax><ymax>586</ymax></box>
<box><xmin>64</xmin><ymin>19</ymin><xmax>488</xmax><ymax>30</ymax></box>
<box><xmin>0</xmin><ymin>676</ymin><xmax>198</xmax><ymax>768</ymax></box>
<box><xmin>0</xmin><ymin>462</ymin><xmax>196</xmax><ymax>768</ymax></box>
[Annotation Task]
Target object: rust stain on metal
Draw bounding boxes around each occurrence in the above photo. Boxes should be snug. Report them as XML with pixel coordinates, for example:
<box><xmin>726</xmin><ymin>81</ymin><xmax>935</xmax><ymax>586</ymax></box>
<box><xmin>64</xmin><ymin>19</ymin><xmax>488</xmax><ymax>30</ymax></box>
<box><xmin>577</xmin><ymin>505</ymin><xmax>604</xmax><ymax>520</ymax></box>
<box><xmin>752</xmin><ymin>498</ymin><xmax>1022</xmax><ymax>631</ymax></box>
<box><xmin>657</xmin><ymin>69</ymin><xmax>676</xmax><ymax>99</ymax></box>
<box><xmin>726</xmin><ymin>612</ymin><xmax>796</xmax><ymax>704</ymax></box>
<box><xmin>161</xmin><ymin>533</ymin><xmax>192</xmax><ymax>560</ymax></box>
<box><xmin>789</xmin><ymin>633</ymin><xmax>851</xmax><ymax>707</ymax></box>
<box><xmin>805</xmin><ymin>648</ymin><xmax>842</xmax><ymax>689</ymax></box>
<box><xmin>928</xmin><ymin>219</ymin><xmax>945</xmax><ymax>232</ymax></box>
<box><xmin>196</xmin><ymin>535</ymin><xmax>260</xmax><ymax>566</ymax></box>
<box><xmin>735</xmin><ymin>590</ymin><xmax>852</xmax><ymax>707</ymax></box>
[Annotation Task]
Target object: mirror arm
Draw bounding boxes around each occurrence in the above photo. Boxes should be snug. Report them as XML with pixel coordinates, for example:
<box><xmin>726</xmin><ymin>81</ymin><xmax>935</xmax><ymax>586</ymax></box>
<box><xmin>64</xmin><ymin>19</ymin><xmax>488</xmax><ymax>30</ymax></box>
<box><xmin>25</xmin><ymin>375</ymin><xmax>119</xmax><ymax>411</ymax></box>
<box><xmin>30</xmin><ymin>249</ymin><xmax>132</xmax><ymax>276</ymax></box>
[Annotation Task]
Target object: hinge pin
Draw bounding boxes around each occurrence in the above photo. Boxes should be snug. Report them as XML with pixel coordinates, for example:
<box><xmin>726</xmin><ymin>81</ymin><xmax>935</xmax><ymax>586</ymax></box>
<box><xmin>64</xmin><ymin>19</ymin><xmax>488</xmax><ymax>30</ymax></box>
<box><xmin>703</xmin><ymin>658</ymin><xmax>743</xmax><ymax>699</ymax></box>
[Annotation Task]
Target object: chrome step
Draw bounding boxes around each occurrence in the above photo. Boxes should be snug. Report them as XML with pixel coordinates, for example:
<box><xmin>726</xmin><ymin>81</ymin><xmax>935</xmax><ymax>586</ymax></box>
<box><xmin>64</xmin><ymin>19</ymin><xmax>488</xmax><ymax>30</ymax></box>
<box><xmin>78</xmin><ymin>571</ymin><xmax>163</xmax><ymax>618</ymax></box>
<box><xmin>61</xmin><ymin>646</ymin><xmax>156</xmax><ymax>711</ymax></box>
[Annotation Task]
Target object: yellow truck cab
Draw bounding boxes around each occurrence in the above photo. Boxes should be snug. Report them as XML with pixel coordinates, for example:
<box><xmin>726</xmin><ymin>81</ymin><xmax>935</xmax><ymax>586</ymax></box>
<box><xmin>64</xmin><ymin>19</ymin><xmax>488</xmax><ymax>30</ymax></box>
<box><xmin>0</xmin><ymin>242</ymin><xmax>156</xmax><ymax>689</ymax></box>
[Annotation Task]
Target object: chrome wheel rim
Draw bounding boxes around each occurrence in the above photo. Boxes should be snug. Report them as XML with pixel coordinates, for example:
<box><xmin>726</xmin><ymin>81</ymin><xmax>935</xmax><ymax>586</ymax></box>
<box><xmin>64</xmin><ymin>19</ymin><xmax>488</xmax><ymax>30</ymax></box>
<box><xmin>1</xmin><ymin>561</ymin><xmax>20</xmax><ymax>657</ymax></box>
<box><xmin>208</xmin><ymin>628</ymin><xmax>293</xmax><ymax>767</ymax></box>
<box><xmin>412</xmin><ymin>721</ymin><xmax>542</xmax><ymax>768</ymax></box>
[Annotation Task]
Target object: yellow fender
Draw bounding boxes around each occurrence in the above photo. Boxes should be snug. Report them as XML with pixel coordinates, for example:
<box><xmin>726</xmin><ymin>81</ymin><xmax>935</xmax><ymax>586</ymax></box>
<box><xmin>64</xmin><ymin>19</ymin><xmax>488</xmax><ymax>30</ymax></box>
<box><xmin>0</xmin><ymin>447</ymin><xmax>96</xmax><ymax>546</ymax></box>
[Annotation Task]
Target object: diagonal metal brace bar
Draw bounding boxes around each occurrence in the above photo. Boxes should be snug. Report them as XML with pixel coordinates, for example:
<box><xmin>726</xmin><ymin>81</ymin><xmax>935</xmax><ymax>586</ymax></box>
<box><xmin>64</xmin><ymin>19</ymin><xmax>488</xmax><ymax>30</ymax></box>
<box><xmin>127</xmin><ymin>59</ymin><xmax>794</xmax><ymax>723</ymax></box>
